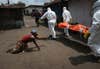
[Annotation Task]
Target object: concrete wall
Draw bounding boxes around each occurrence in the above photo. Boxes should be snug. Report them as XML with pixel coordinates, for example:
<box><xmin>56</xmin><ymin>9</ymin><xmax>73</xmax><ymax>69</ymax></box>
<box><xmin>25</xmin><ymin>7</ymin><xmax>33</xmax><ymax>15</ymax></box>
<box><xmin>25</xmin><ymin>7</ymin><xmax>43</xmax><ymax>15</ymax></box>
<box><xmin>68</xmin><ymin>0</ymin><xmax>93</xmax><ymax>26</ymax></box>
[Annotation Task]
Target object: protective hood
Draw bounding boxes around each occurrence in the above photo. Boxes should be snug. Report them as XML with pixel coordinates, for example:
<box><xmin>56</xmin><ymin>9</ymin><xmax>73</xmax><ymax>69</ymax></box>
<box><xmin>47</xmin><ymin>7</ymin><xmax>52</xmax><ymax>12</ymax></box>
<box><xmin>63</xmin><ymin>7</ymin><xmax>67</xmax><ymax>11</ymax></box>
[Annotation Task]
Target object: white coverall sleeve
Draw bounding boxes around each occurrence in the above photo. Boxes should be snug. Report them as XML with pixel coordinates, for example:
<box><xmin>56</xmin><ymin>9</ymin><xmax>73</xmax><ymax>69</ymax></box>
<box><xmin>63</xmin><ymin>12</ymin><xmax>72</xmax><ymax>22</ymax></box>
<box><xmin>40</xmin><ymin>12</ymin><xmax>47</xmax><ymax>20</ymax></box>
<box><xmin>89</xmin><ymin>11</ymin><xmax>100</xmax><ymax>33</ymax></box>
<box><xmin>62</xmin><ymin>12</ymin><xmax>66</xmax><ymax>22</ymax></box>
<box><xmin>69</xmin><ymin>13</ymin><xmax>72</xmax><ymax>19</ymax></box>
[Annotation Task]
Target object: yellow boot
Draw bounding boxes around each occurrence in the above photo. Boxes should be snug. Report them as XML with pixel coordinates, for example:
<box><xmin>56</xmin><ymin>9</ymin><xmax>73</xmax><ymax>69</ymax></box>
<box><xmin>83</xmin><ymin>31</ymin><xmax>90</xmax><ymax>39</ymax></box>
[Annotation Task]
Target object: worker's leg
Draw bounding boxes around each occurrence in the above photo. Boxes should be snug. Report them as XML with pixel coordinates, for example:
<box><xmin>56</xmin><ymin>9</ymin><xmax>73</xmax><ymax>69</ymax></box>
<box><xmin>48</xmin><ymin>23</ymin><xmax>52</xmax><ymax>38</ymax></box>
<box><xmin>88</xmin><ymin>24</ymin><xmax>97</xmax><ymax>46</ymax></box>
<box><xmin>48</xmin><ymin>22</ymin><xmax>56</xmax><ymax>38</ymax></box>
<box><xmin>64</xmin><ymin>28</ymin><xmax>70</xmax><ymax>36</ymax></box>
<box><xmin>50</xmin><ymin>23</ymin><xmax>56</xmax><ymax>38</ymax></box>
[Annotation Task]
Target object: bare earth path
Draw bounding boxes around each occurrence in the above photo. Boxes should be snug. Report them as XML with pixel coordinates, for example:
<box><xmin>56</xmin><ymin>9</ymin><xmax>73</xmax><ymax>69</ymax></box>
<box><xmin>0</xmin><ymin>16</ymin><xmax>100</xmax><ymax>69</ymax></box>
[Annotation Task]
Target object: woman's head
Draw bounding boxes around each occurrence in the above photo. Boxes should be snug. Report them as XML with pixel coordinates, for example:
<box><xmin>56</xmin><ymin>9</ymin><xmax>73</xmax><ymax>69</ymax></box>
<box><xmin>31</xmin><ymin>29</ymin><xmax>38</xmax><ymax>38</ymax></box>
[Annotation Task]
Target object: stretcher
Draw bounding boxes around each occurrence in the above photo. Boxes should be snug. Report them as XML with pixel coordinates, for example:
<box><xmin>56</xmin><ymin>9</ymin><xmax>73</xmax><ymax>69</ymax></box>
<box><xmin>58</xmin><ymin>22</ymin><xmax>89</xmax><ymax>34</ymax></box>
<box><xmin>58</xmin><ymin>22</ymin><xmax>90</xmax><ymax>45</ymax></box>
<box><xmin>58</xmin><ymin>22</ymin><xmax>100</xmax><ymax>58</ymax></box>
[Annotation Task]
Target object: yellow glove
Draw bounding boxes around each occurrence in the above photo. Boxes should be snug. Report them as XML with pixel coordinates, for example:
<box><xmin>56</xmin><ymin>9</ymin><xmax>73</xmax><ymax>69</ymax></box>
<box><xmin>69</xmin><ymin>18</ymin><xmax>73</xmax><ymax>23</ymax></box>
<box><xmin>38</xmin><ymin>19</ymin><xmax>44</xmax><ymax>23</ymax></box>
<box><xmin>83</xmin><ymin>31</ymin><xmax>90</xmax><ymax>39</ymax></box>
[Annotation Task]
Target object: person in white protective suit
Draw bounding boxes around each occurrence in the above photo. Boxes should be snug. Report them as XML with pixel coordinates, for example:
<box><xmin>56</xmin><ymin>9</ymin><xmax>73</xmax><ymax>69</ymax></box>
<box><xmin>62</xmin><ymin>7</ymin><xmax>72</xmax><ymax>37</ymax></box>
<box><xmin>88</xmin><ymin>0</ymin><xmax>100</xmax><ymax>57</ymax></box>
<box><xmin>40</xmin><ymin>7</ymin><xmax>57</xmax><ymax>39</ymax></box>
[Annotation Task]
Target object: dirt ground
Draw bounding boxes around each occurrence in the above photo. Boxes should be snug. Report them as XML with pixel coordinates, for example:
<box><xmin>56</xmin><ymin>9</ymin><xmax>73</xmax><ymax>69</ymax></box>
<box><xmin>0</xmin><ymin>16</ymin><xmax>100</xmax><ymax>69</ymax></box>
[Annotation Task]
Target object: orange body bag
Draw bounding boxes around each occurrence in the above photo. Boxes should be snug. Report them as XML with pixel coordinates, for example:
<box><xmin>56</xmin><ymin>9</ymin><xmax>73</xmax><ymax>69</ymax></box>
<box><xmin>58</xmin><ymin>22</ymin><xmax>89</xmax><ymax>34</ymax></box>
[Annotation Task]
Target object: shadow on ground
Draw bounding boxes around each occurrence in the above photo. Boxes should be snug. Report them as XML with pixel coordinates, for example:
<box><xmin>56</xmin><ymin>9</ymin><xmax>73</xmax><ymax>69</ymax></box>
<box><xmin>55</xmin><ymin>34</ymin><xmax>91</xmax><ymax>54</ymax></box>
<box><xmin>55</xmin><ymin>34</ymin><xmax>100</xmax><ymax>65</ymax></box>
<box><xmin>69</xmin><ymin>54</ymin><xmax>100</xmax><ymax>66</ymax></box>
<box><xmin>6</xmin><ymin>47</ymin><xmax>40</xmax><ymax>54</ymax></box>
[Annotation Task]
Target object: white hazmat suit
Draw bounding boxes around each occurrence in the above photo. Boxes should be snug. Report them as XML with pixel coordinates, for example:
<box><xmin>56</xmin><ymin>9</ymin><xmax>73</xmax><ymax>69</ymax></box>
<box><xmin>88</xmin><ymin>0</ymin><xmax>100</xmax><ymax>56</ymax></box>
<box><xmin>40</xmin><ymin>8</ymin><xmax>57</xmax><ymax>38</ymax></box>
<box><xmin>62</xmin><ymin>7</ymin><xmax>72</xmax><ymax>36</ymax></box>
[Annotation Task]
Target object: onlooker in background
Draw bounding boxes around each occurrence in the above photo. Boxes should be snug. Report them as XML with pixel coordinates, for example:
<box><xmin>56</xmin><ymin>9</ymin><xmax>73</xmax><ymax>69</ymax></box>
<box><xmin>32</xmin><ymin>9</ymin><xmax>41</xmax><ymax>27</ymax></box>
<box><xmin>62</xmin><ymin>7</ymin><xmax>72</xmax><ymax>37</ymax></box>
<box><xmin>40</xmin><ymin>7</ymin><xmax>57</xmax><ymax>39</ymax></box>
